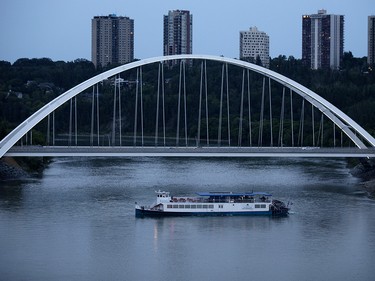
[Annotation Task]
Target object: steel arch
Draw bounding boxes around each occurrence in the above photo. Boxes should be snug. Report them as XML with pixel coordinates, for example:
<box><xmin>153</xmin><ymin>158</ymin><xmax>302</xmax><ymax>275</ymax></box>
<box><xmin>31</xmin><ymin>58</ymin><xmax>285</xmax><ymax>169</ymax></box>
<box><xmin>1</xmin><ymin>54</ymin><xmax>374</xmax><ymax>158</ymax></box>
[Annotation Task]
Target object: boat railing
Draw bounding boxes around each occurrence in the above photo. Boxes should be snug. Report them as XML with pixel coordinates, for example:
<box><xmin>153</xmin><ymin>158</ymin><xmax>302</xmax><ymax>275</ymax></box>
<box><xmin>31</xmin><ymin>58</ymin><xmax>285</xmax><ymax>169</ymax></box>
<box><xmin>208</xmin><ymin>197</ymin><xmax>271</xmax><ymax>203</ymax></box>
<box><xmin>171</xmin><ymin>197</ymin><xmax>207</xmax><ymax>203</ymax></box>
<box><xmin>235</xmin><ymin>198</ymin><xmax>271</xmax><ymax>203</ymax></box>
<box><xmin>169</xmin><ymin>197</ymin><xmax>271</xmax><ymax>204</ymax></box>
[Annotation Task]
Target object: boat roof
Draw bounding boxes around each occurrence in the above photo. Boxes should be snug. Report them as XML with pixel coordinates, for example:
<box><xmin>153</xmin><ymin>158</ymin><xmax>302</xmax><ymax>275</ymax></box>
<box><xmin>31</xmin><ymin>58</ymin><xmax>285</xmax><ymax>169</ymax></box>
<box><xmin>196</xmin><ymin>192</ymin><xmax>272</xmax><ymax>197</ymax></box>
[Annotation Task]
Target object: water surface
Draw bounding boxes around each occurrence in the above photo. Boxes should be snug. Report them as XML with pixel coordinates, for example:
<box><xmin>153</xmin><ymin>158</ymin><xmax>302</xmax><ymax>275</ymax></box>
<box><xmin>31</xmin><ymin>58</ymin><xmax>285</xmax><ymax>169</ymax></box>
<box><xmin>1</xmin><ymin>157</ymin><xmax>374</xmax><ymax>281</ymax></box>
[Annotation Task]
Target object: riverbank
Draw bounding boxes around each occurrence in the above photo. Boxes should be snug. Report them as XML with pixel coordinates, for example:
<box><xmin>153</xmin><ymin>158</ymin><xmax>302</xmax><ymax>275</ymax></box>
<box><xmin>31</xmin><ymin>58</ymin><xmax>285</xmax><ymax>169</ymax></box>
<box><xmin>351</xmin><ymin>160</ymin><xmax>375</xmax><ymax>198</ymax></box>
<box><xmin>0</xmin><ymin>157</ymin><xmax>50</xmax><ymax>180</ymax></box>
<box><xmin>361</xmin><ymin>180</ymin><xmax>375</xmax><ymax>198</ymax></box>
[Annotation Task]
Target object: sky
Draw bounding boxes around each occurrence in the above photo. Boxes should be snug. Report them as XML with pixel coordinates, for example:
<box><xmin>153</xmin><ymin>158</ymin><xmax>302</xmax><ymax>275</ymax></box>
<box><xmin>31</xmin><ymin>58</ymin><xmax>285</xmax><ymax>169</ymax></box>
<box><xmin>0</xmin><ymin>0</ymin><xmax>374</xmax><ymax>63</ymax></box>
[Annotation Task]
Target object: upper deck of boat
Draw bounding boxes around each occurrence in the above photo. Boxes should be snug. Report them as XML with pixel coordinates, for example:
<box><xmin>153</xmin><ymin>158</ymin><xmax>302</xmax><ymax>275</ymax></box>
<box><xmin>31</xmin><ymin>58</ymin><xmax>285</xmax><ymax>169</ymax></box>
<box><xmin>170</xmin><ymin>192</ymin><xmax>272</xmax><ymax>204</ymax></box>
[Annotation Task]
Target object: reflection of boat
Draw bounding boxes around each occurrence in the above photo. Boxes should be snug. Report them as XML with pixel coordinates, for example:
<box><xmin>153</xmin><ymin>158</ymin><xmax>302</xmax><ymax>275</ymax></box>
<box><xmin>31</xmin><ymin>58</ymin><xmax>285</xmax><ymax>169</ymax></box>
<box><xmin>135</xmin><ymin>190</ymin><xmax>290</xmax><ymax>217</ymax></box>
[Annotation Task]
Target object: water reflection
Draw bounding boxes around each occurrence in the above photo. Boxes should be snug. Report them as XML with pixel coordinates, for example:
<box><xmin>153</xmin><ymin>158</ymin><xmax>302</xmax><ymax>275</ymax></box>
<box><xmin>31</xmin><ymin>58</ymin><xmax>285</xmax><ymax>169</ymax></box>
<box><xmin>0</xmin><ymin>180</ymin><xmax>25</xmax><ymax>210</ymax></box>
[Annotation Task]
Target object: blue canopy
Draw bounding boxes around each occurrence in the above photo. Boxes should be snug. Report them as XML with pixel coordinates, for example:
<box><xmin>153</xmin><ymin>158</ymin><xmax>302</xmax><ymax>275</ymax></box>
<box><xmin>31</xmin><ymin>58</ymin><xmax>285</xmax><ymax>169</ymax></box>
<box><xmin>196</xmin><ymin>192</ymin><xmax>272</xmax><ymax>197</ymax></box>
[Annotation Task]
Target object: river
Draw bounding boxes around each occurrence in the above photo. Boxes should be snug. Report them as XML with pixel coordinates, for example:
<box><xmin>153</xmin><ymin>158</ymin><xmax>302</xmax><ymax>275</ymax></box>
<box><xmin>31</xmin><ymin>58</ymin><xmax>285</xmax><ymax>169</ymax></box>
<box><xmin>1</xmin><ymin>157</ymin><xmax>375</xmax><ymax>281</ymax></box>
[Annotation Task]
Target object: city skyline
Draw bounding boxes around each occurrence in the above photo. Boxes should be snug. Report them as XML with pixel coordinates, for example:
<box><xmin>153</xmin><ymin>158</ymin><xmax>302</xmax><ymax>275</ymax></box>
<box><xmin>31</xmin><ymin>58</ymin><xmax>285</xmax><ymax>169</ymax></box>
<box><xmin>369</xmin><ymin>16</ymin><xmax>375</xmax><ymax>65</ymax></box>
<box><xmin>240</xmin><ymin>26</ymin><xmax>270</xmax><ymax>68</ymax></box>
<box><xmin>302</xmin><ymin>10</ymin><xmax>344</xmax><ymax>70</ymax></box>
<box><xmin>163</xmin><ymin>10</ymin><xmax>193</xmax><ymax>56</ymax></box>
<box><xmin>0</xmin><ymin>0</ymin><xmax>374</xmax><ymax>63</ymax></box>
<box><xmin>92</xmin><ymin>14</ymin><xmax>134</xmax><ymax>68</ymax></box>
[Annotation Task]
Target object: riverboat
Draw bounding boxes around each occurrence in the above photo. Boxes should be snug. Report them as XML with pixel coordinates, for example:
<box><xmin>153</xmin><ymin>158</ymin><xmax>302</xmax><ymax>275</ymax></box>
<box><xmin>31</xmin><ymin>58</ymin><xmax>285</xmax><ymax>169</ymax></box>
<box><xmin>135</xmin><ymin>190</ymin><xmax>289</xmax><ymax>217</ymax></box>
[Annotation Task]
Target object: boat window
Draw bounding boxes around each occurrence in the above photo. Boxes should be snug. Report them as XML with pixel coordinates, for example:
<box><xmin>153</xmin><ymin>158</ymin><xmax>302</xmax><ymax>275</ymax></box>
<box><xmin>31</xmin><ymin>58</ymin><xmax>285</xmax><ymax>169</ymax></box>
<box><xmin>179</xmin><ymin>205</ymin><xmax>184</xmax><ymax>208</ymax></box>
<box><xmin>203</xmin><ymin>205</ymin><xmax>208</xmax><ymax>209</ymax></box>
<box><xmin>167</xmin><ymin>205</ymin><xmax>172</xmax><ymax>208</ymax></box>
<box><xmin>219</xmin><ymin>205</ymin><xmax>223</xmax><ymax>208</ymax></box>
<box><xmin>196</xmin><ymin>205</ymin><xmax>202</xmax><ymax>209</ymax></box>
<box><xmin>209</xmin><ymin>205</ymin><xmax>214</xmax><ymax>209</ymax></box>
<box><xmin>173</xmin><ymin>205</ymin><xmax>178</xmax><ymax>209</ymax></box>
<box><xmin>185</xmin><ymin>205</ymin><xmax>191</xmax><ymax>209</ymax></box>
<box><xmin>261</xmin><ymin>204</ymin><xmax>266</xmax><ymax>208</ymax></box>
<box><xmin>191</xmin><ymin>205</ymin><xmax>196</xmax><ymax>209</ymax></box>
<box><xmin>255</xmin><ymin>204</ymin><xmax>261</xmax><ymax>208</ymax></box>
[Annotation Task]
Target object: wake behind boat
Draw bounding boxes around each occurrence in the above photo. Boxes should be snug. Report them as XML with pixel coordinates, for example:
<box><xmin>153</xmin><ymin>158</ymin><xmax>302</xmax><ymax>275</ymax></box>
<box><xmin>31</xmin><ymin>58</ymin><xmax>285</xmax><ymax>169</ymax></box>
<box><xmin>135</xmin><ymin>190</ymin><xmax>289</xmax><ymax>217</ymax></box>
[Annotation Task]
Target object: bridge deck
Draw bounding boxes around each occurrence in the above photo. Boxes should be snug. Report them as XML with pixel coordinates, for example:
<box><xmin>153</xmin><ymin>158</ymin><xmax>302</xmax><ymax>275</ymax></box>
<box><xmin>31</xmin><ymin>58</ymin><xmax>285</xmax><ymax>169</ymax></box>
<box><xmin>4</xmin><ymin>146</ymin><xmax>375</xmax><ymax>158</ymax></box>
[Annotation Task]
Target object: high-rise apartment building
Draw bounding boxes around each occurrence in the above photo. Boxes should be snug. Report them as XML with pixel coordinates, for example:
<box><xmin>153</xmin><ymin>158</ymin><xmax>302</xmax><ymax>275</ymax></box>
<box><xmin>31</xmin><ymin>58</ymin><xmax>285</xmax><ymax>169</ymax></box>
<box><xmin>240</xmin><ymin>26</ymin><xmax>270</xmax><ymax>68</ymax></box>
<box><xmin>163</xmin><ymin>10</ymin><xmax>193</xmax><ymax>56</ymax></box>
<box><xmin>368</xmin><ymin>16</ymin><xmax>375</xmax><ymax>65</ymax></box>
<box><xmin>92</xmin><ymin>14</ymin><xmax>134</xmax><ymax>68</ymax></box>
<box><xmin>302</xmin><ymin>9</ymin><xmax>344</xmax><ymax>70</ymax></box>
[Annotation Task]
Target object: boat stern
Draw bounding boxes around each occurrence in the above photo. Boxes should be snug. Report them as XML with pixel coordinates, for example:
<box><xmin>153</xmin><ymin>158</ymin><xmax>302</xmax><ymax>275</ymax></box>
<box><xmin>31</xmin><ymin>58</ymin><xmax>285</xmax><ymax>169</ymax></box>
<box><xmin>135</xmin><ymin>204</ymin><xmax>146</xmax><ymax>217</ymax></box>
<box><xmin>271</xmin><ymin>200</ymin><xmax>290</xmax><ymax>216</ymax></box>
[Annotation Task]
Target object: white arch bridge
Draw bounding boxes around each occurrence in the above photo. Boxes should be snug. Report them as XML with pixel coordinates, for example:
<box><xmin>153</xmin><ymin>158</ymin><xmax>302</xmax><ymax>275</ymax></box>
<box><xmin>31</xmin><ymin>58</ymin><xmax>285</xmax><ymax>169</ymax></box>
<box><xmin>1</xmin><ymin>55</ymin><xmax>375</xmax><ymax>158</ymax></box>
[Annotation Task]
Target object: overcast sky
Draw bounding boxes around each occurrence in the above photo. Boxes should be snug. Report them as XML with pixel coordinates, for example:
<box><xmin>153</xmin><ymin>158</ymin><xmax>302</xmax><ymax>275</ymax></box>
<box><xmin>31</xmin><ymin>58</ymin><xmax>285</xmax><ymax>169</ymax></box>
<box><xmin>0</xmin><ymin>0</ymin><xmax>374</xmax><ymax>63</ymax></box>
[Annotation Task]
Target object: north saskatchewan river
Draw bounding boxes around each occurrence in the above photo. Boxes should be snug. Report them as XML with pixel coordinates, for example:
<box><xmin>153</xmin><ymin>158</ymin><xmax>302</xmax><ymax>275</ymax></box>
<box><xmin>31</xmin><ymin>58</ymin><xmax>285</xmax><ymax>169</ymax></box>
<box><xmin>1</xmin><ymin>157</ymin><xmax>375</xmax><ymax>281</ymax></box>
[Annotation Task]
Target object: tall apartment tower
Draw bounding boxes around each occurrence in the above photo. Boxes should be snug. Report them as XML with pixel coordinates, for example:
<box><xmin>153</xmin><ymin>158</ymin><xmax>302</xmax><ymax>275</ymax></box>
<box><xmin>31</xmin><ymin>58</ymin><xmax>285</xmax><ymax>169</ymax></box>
<box><xmin>92</xmin><ymin>14</ymin><xmax>134</xmax><ymax>68</ymax></box>
<box><xmin>163</xmin><ymin>10</ymin><xmax>193</xmax><ymax>56</ymax></box>
<box><xmin>240</xmin><ymin>26</ymin><xmax>270</xmax><ymax>68</ymax></box>
<box><xmin>302</xmin><ymin>9</ymin><xmax>344</xmax><ymax>70</ymax></box>
<box><xmin>369</xmin><ymin>16</ymin><xmax>375</xmax><ymax>65</ymax></box>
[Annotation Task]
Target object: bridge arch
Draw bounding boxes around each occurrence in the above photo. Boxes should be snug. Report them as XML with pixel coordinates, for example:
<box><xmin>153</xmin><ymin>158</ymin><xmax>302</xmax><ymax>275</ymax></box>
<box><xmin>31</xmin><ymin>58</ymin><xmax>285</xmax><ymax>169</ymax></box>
<box><xmin>1</xmin><ymin>54</ymin><xmax>374</xmax><ymax>158</ymax></box>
